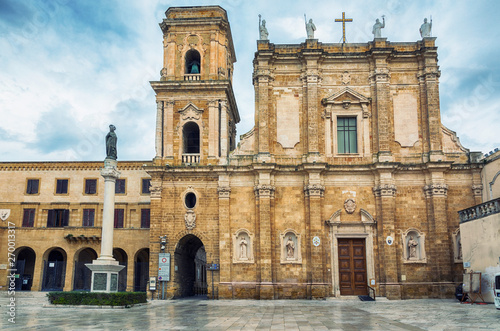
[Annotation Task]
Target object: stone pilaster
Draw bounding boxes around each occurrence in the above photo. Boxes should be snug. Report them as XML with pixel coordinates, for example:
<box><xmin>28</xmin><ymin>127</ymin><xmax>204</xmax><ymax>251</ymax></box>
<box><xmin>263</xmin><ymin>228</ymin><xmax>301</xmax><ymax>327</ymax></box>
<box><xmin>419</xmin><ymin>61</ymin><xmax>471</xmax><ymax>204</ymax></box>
<box><xmin>219</xmin><ymin>100</ymin><xmax>228</xmax><ymax>165</ymax></box>
<box><xmin>253</xmin><ymin>60</ymin><xmax>274</xmax><ymax>159</ymax></box>
<box><xmin>369</xmin><ymin>43</ymin><xmax>393</xmax><ymax>162</ymax></box>
<box><xmin>155</xmin><ymin>100</ymin><xmax>163</xmax><ymax>158</ymax></box>
<box><xmin>218</xmin><ymin>176</ymin><xmax>231</xmax><ymax>298</ymax></box>
<box><xmin>423</xmin><ymin>181</ymin><xmax>451</xmax><ymax>281</ymax></box>
<box><xmin>254</xmin><ymin>178</ymin><xmax>275</xmax><ymax>299</ymax></box>
<box><xmin>301</xmin><ymin>54</ymin><xmax>322</xmax><ymax>156</ymax></box>
<box><xmin>373</xmin><ymin>181</ymin><xmax>399</xmax><ymax>298</ymax></box>
<box><xmin>164</xmin><ymin>101</ymin><xmax>174</xmax><ymax>159</ymax></box>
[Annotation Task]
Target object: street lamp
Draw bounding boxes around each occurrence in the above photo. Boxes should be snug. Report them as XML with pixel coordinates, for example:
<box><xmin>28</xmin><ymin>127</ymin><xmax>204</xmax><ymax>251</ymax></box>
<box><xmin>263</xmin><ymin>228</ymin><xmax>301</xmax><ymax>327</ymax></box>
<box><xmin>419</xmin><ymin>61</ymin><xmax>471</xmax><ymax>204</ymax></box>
<box><xmin>159</xmin><ymin>235</ymin><xmax>167</xmax><ymax>251</ymax></box>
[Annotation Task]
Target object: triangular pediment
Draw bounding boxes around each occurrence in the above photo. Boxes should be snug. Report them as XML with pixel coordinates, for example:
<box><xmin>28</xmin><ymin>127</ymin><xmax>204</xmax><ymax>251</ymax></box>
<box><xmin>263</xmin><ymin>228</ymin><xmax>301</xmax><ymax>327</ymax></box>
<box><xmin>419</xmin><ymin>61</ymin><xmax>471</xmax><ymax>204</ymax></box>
<box><xmin>322</xmin><ymin>87</ymin><xmax>370</xmax><ymax>105</ymax></box>
<box><xmin>178</xmin><ymin>102</ymin><xmax>204</xmax><ymax>121</ymax></box>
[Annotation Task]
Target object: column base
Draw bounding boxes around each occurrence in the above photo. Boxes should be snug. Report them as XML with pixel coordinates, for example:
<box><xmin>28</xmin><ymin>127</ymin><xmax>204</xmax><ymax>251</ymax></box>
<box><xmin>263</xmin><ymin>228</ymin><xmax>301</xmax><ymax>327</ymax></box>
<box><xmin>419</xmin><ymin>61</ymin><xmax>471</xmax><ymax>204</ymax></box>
<box><xmin>86</xmin><ymin>260</ymin><xmax>125</xmax><ymax>293</ymax></box>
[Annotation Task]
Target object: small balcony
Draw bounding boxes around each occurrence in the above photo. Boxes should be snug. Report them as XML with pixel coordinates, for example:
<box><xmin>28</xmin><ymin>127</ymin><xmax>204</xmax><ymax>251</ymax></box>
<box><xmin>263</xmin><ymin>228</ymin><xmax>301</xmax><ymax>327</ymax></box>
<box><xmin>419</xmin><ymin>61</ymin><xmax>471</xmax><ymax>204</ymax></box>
<box><xmin>184</xmin><ymin>74</ymin><xmax>200</xmax><ymax>81</ymax></box>
<box><xmin>458</xmin><ymin>198</ymin><xmax>500</xmax><ymax>223</ymax></box>
<box><xmin>182</xmin><ymin>153</ymin><xmax>200</xmax><ymax>164</ymax></box>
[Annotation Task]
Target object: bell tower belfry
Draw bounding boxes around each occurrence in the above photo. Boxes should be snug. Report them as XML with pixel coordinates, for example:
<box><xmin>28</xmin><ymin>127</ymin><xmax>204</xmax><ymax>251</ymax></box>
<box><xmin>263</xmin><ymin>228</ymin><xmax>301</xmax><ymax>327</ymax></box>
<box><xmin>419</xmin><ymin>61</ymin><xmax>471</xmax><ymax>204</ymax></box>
<box><xmin>151</xmin><ymin>6</ymin><xmax>239</xmax><ymax>165</ymax></box>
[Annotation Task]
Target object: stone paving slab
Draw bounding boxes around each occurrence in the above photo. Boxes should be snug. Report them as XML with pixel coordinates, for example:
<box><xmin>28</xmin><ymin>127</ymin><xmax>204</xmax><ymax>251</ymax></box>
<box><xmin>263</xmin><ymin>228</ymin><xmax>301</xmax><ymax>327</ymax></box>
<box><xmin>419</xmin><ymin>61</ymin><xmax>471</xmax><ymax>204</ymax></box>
<box><xmin>1</xmin><ymin>293</ymin><xmax>498</xmax><ymax>330</ymax></box>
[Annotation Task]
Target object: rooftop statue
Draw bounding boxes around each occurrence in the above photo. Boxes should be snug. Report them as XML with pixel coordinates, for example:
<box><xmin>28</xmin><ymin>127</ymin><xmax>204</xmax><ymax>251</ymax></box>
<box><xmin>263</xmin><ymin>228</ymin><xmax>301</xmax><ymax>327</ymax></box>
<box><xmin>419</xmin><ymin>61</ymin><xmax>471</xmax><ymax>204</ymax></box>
<box><xmin>372</xmin><ymin>16</ymin><xmax>385</xmax><ymax>38</ymax></box>
<box><xmin>304</xmin><ymin>15</ymin><xmax>316</xmax><ymax>39</ymax></box>
<box><xmin>258</xmin><ymin>14</ymin><xmax>269</xmax><ymax>40</ymax></box>
<box><xmin>420</xmin><ymin>17</ymin><xmax>432</xmax><ymax>38</ymax></box>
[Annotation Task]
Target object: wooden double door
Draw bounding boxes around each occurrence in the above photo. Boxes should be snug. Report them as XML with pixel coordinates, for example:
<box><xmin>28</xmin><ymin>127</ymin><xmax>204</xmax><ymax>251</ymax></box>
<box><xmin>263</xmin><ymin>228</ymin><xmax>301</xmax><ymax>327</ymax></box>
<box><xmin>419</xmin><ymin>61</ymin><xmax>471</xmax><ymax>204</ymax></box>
<box><xmin>338</xmin><ymin>238</ymin><xmax>368</xmax><ymax>295</ymax></box>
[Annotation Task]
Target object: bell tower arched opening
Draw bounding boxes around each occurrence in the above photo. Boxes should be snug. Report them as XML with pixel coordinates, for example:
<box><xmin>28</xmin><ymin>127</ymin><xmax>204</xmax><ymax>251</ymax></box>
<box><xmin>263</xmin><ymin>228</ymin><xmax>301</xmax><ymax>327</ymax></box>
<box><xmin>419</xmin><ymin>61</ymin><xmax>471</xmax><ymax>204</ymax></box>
<box><xmin>174</xmin><ymin>234</ymin><xmax>207</xmax><ymax>297</ymax></box>
<box><xmin>183</xmin><ymin>122</ymin><xmax>200</xmax><ymax>154</ymax></box>
<box><xmin>185</xmin><ymin>49</ymin><xmax>201</xmax><ymax>74</ymax></box>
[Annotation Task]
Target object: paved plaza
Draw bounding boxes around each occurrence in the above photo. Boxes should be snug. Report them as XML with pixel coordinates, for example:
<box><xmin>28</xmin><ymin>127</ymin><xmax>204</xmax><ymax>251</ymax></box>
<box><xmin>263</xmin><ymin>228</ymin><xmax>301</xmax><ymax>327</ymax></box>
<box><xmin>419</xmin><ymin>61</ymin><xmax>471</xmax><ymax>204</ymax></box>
<box><xmin>1</xmin><ymin>292</ymin><xmax>498</xmax><ymax>330</ymax></box>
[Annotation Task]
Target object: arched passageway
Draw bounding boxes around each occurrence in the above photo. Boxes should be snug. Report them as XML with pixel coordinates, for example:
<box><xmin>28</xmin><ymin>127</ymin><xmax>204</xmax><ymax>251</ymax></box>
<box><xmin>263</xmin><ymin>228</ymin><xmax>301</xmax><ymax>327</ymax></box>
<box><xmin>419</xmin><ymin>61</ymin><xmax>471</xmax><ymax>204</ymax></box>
<box><xmin>134</xmin><ymin>248</ymin><xmax>149</xmax><ymax>292</ymax></box>
<box><xmin>174</xmin><ymin>234</ymin><xmax>207</xmax><ymax>297</ymax></box>
<box><xmin>113</xmin><ymin>248</ymin><xmax>128</xmax><ymax>292</ymax></box>
<box><xmin>73</xmin><ymin>248</ymin><xmax>97</xmax><ymax>291</ymax></box>
<box><xmin>15</xmin><ymin>247</ymin><xmax>36</xmax><ymax>291</ymax></box>
<box><xmin>42</xmin><ymin>248</ymin><xmax>67</xmax><ymax>291</ymax></box>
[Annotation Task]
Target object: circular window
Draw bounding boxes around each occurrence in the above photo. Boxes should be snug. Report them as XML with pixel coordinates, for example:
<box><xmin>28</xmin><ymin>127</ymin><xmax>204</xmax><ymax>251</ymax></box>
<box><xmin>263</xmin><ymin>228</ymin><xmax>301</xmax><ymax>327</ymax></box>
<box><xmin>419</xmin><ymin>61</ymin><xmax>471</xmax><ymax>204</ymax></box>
<box><xmin>185</xmin><ymin>192</ymin><xmax>197</xmax><ymax>209</ymax></box>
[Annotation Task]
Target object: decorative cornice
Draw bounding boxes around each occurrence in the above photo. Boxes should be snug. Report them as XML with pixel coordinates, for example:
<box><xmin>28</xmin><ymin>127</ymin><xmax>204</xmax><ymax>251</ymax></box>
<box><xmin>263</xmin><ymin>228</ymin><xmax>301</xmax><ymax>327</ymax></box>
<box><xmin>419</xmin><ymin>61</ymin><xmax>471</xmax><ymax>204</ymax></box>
<box><xmin>304</xmin><ymin>184</ymin><xmax>325</xmax><ymax>197</ymax></box>
<box><xmin>423</xmin><ymin>184</ymin><xmax>448</xmax><ymax>198</ymax></box>
<box><xmin>373</xmin><ymin>184</ymin><xmax>397</xmax><ymax>197</ymax></box>
<box><xmin>217</xmin><ymin>186</ymin><xmax>231</xmax><ymax>199</ymax></box>
<box><xmin>254</xmin><ymin>184</ymin><xmax>275</xmax><ymax>199</ymax></box>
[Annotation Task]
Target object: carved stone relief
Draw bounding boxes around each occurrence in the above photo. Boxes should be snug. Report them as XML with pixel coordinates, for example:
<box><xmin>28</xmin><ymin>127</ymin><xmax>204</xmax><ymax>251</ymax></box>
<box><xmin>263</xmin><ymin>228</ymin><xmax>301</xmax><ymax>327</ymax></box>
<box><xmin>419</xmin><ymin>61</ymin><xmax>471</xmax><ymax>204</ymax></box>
<box><xmin>184</xmin><ymin>210</ymin><xmax>196</xmax><ymax>230</ymax></box>
<box><xmin>344</xmin><ymin>198</ymin><xmax>356</xmax><ymax>214</ymax></box>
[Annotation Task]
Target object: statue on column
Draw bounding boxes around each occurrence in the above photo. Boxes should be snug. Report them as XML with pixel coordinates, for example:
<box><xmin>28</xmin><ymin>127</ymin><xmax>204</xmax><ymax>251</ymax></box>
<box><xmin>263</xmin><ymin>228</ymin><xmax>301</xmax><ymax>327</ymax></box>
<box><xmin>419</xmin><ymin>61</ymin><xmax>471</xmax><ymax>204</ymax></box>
<box><xmin>419</xmin><ymin>17</ymin><xmax>432</xmax><ymax>38</ymax></box>
<box><xmin>105</xmin><ymin>124</ymin><xmax>117</xmax><ymax>160</ymax></box>
<box><xmin>372</xmin><ymin>16</ymin><xmax>385</xmax><ymax>38</ymax></box>
<box><xmin>304</xmin><ymin>14</ymin><xmax>316</xmax><ymax>39</ymax></box>
<box><xmin>258</xmin><ymin>14</ymin><xmax>269</xmax><ymax>40</ymax></box>
<box><xmin>408</xmin><ymin>236</ymin><xmax>418</xmax><ymax>259</ymax></box>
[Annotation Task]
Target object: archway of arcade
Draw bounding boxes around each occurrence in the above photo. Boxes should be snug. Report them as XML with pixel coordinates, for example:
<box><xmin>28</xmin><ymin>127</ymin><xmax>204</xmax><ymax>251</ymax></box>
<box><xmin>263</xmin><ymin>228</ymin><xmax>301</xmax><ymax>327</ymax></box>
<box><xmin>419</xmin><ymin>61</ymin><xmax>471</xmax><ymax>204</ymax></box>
<box><xmin>42</xmin><ymin>247</ymin><xmax>67</xmax><ymax>291</ymax></box>
<box><xmin>134</xmin><ymin>248</ymin><xmax>149</xmax><ymax>292</ymax></box>
<box><xmin>174</xmin><ymin>234</ymin><xmax>207</xmax><ymax>298</ymax></box>
<box><xmin>14</xmin><ymin>247</ymin><xmax>36</xmax><ymax>291</ymax></box>
<box><xmin>73</xmin><ymin>247</ymin><xmax>97</xmax><ymax>291</ymax></box>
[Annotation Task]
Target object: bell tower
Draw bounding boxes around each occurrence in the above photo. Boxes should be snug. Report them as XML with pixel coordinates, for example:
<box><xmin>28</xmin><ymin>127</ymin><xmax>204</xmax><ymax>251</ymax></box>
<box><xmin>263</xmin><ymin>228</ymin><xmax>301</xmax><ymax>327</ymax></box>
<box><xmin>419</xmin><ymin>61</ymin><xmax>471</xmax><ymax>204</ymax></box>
<box><xmin>151</xmin><ymin>6</ymin><xmax>239</xmax><ymax>166</ymax></box>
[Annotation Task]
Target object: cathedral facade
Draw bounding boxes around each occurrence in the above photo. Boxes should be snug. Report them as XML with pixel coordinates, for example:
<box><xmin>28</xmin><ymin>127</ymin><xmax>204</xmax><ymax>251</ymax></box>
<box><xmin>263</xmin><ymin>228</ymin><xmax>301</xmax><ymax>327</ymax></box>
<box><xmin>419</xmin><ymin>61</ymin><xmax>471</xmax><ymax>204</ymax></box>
<box><xmin>0</xmin><ymin>6</ymin><xmax>484</xmax><ymax>299</ymax></box>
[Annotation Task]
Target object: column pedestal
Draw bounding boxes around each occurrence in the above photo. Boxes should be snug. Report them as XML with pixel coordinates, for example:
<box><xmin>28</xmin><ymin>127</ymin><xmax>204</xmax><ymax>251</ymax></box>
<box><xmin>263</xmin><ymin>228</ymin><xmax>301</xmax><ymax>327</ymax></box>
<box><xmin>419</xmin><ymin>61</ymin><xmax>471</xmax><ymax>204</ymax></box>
<box><xmin>86</xmin><ymin>159</ymin><xmax>124</xmax><ymax>293</ymax></box>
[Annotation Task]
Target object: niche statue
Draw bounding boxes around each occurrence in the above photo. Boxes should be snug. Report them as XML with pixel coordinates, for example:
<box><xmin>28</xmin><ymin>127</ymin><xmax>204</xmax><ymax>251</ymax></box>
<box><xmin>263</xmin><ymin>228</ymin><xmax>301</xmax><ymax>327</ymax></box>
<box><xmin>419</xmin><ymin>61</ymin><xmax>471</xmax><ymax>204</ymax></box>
<box><xmin>105</xmin><ymin>124</ymin><xmax>117</xmax><ymax>160</ymax></box>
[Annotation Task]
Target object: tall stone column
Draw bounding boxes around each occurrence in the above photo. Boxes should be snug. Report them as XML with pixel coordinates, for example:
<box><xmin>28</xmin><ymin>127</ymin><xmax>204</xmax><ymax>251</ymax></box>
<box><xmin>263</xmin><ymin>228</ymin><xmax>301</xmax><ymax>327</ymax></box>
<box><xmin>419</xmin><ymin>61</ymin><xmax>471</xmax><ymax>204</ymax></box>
<box><xmin>301</xmin><ymin>52</ymin><xmax>322</xmax><ymax>161</ymax></box>
<box><xmin>86</xmin><ymin>159</ymin><xmax>124</xmax><ymax>292</ymax></box>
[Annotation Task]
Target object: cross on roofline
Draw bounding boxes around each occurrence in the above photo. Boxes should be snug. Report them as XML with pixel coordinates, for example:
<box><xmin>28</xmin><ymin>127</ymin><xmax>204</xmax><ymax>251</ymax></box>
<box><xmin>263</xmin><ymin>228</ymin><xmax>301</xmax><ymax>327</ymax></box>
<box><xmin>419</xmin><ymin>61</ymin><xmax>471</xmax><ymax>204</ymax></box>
<box><xmin>335</xmin><ymin>12</ymin><xmax>353</xmax><ymax>43</ymax></box>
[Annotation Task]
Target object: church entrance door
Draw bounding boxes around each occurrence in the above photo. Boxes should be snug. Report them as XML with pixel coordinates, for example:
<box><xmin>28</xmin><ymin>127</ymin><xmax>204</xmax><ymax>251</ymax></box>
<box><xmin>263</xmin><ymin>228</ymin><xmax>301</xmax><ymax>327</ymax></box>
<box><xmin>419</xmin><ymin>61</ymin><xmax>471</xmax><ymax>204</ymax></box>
<box><xmin>174</xmin><ymin>234</ymin><xmax>207</xmax><ymax>297</ymax></box>
<box><xmin>338</xmin><ymin>238</ymin><xmax>367</xmax><ymax>295</ymax></box>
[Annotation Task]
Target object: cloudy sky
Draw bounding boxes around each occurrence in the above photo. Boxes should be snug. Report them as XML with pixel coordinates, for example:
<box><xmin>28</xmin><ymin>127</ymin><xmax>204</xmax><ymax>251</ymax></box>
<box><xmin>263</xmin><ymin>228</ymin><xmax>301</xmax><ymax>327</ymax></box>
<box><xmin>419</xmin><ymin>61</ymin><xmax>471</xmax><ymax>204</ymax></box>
<box><xmin>1</xmin><ymin>0</ymin><xmax>499</xmax><ymax>162</ymax></box>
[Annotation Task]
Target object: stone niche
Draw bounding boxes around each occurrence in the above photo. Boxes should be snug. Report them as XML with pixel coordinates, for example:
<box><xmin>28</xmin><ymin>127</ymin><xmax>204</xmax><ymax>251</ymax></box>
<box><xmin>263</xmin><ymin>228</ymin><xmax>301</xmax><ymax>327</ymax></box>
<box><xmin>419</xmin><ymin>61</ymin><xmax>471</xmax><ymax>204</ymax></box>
<box><xmin>233</xmin><ymin>229</ymin><xmax>254</xmax><ymax>264</ymax></box>
<box><xmin>280</xmin><ymin>230</ymin><xmax>302</xmax><ymax>264</ymax></box>
<box><xmin>401</xmin><ymin>229</ymin><xmax>426</xmax><ymax>263</ymax></box>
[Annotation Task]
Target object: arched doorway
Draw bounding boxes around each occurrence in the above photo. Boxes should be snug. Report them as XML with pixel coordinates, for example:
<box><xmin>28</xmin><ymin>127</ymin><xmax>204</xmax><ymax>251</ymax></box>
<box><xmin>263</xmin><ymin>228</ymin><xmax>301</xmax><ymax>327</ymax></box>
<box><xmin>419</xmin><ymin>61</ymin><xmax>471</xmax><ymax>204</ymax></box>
<box><xmin>42</xmin><ymin>248</ymin><xmax>67</xmax><ymax>291</ymax></box>
<box><xmin>185</xmin><ymin>49</ymin><xmax>201</xmax><ymax>74</ymax></box>
<box><xmin>14</xmin><ymin>247</ymin><xmax>36</xmax><ymax>291</ymax></box>
<box><xmin>174</xmin><ymin>234</ymin><xmax>207</xmax><ymax>297</ymax></box>
<box><xmin>113</xmin><ymin>248</ymin><xmax>128</xmax><ymax>292</ymax></box>
<box><xmin>73</xmin><ymin>248</ymin><xmax>97</xmax><ymax>291</ymax></box>
<box><xmin>134</xmin><ymin>248</ymin><xmax>149</xmax><ymax>292</ymax></box>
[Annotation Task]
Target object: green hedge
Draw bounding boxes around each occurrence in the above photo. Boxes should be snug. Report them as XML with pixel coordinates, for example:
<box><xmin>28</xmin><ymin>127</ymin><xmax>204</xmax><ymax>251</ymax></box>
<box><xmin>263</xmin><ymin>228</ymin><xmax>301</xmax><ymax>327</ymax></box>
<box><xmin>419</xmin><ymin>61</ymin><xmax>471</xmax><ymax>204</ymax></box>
<box><xmin>47</xmin><ymin>292</ymin><xmax>147</xmax><ymax>306</ymax></box>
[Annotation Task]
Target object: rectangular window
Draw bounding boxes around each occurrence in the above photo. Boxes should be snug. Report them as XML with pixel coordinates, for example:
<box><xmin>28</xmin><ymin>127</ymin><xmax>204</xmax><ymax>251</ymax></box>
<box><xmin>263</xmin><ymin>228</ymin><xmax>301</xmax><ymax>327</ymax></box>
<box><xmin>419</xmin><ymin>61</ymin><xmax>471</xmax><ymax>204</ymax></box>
<box><xmin>56</xmin><ymin>179</ymin><xmax>69</xmax><ymax>194</ymax></box>
<box><xmin>82</xmin><ymin>209</ymin><xmax>95</xmax><ymax>227</ymax></box>
<box><xmin>337</xmin><ymin>117</ymin><xmax>357</xmax><ymax>154</ymax></box>
<box><xmin>85</xmin><ymin>179</ymin><xmax>97</xmax><ymax>195</ymax></box>
<box><xmin>47</xmin><ymin>209</ymin><xmax>69</xmax><ymax>227</ymax></box>
<box><xmin>114</xmin><ymin>209</ymin><xmax>124</xmax><ymax>228</ymax></box>
<box><xmin>142</xmin><ymin>179</ymin><xmax>151</xmax><ymax>194</ymax></box>
<box><xmin>115</xmin><ymin>179</ymin><xmax>126</xmax><ymax>194</ymax></box>
<box><xmin>26</xmin><ymin>179</ymin><xmax>39</xmax><ymax>194</ymax></box>
<box><xmin>22</xmin><ymin>209</ymin><xmax>35</xmax><ymax>227</ymax></box>
<box><xmin>141</xmin><ymin>209</ymin><xmax>150</xmax><ymax>228</ymax></box>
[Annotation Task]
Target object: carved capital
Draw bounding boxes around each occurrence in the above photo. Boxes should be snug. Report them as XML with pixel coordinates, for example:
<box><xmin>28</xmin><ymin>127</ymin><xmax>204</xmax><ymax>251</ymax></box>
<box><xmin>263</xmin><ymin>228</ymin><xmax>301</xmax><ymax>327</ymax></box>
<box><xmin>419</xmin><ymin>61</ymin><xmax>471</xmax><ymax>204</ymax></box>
<box><xmin>304</xmin><ymin>184</ymin><xmax>325</xmax><ymax>197</ymax></box>
<box><xmin>300</xmin><ymin>69</ymin><xmax>322</xmax><ymax>84</ymax></box>
<box><xmin>217</xmin><ymin>186</ymin><xmax>231</xmax><ymax>199</ymax></box>
<box><xmin>254</xmin><ymin>184</ymin><xmax>275</xmax><ymax>199</ymax></box>
<box><xmin>252</xmin><ymin>69</ymin><xmax>275</xmax><ymax>84</ymax></box>
<box><xmin>150</xmin><ymin>185</ymin><xmax>162</xmax><ymax>199</ymax></box>
<box><xmin>423</xmin><ymin>184</ymin><xmax>448</xmax><ymax>198</ymax></box>
<box><xmin>369</xmin><ymin>68</ymin><xmax>391</xmax><ymax>83</ymax></box>
<box><xmin>471</xmin><ymin>184</ymin><xmax>483</xmax><ymax>197</ymax></box>
<box><xmin>373</xmin><ymin>184</ymin><xmax>397</xmax><ymax>197</ymax></box>
<box><xmin>100</xmin><ymin>167</ymin><xmax>121</xmax><ymax>181</ymax></box>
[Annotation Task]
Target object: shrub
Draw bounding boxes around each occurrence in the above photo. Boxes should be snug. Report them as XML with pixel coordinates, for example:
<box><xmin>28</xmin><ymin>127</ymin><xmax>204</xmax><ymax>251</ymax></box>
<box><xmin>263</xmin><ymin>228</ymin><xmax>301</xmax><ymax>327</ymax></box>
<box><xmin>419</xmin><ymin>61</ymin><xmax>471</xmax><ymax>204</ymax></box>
<box><xmin>47</xmin><ymin>292</ymin><xmax>147</xmax><ymax>306</ymax></box>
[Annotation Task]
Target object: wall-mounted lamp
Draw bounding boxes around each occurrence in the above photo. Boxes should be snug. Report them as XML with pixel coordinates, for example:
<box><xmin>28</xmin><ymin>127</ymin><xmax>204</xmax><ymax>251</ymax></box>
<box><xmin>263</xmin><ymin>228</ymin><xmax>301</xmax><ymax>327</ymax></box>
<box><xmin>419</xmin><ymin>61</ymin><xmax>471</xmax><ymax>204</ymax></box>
<box><xmin>159</xmin><ymin>235</ymin><xmax>167</xmax><ymax>251</ymax></box>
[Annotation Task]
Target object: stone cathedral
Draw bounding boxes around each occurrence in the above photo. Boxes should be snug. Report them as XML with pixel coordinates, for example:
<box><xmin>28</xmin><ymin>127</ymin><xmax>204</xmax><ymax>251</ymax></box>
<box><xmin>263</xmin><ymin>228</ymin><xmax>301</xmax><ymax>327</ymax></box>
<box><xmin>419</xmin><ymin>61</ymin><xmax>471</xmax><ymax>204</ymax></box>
<box><xmin>146</xmin><ymin>6</ymin><xmax>481</xmax><ymax>300</ymax></box>
<box><xmin>0</xmin><ymin>6</ymin><xmax>484</xmax><ymax>300</ymax></box>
